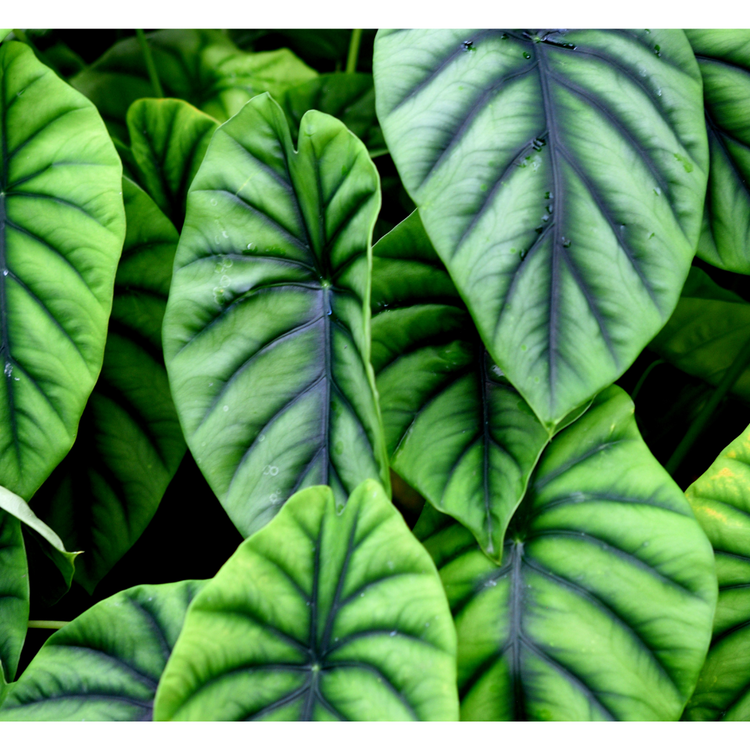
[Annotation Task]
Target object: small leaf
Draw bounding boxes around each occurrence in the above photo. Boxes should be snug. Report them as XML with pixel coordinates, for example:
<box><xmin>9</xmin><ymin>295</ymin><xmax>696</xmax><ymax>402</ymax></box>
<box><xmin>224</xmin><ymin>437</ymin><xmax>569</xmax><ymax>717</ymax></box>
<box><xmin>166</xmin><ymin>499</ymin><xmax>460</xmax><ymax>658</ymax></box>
<box><xmin>0</xmin><ymin>508</ymin><xmax>29</xmax><ymax>685</ymax></box>
<box><xmin>683</xmin><ymin>425</ymin><xmax>750</xmax><ymax>720</ymax></box>
<box><xmin>154</xmin><ymin>480</ymin><xmax>458</xmax><ymax>721</ymax></box>
<box><xmin>0</xmin><ymin>580</ymin><xmax>204</xmax><ymax>721</ymax></box>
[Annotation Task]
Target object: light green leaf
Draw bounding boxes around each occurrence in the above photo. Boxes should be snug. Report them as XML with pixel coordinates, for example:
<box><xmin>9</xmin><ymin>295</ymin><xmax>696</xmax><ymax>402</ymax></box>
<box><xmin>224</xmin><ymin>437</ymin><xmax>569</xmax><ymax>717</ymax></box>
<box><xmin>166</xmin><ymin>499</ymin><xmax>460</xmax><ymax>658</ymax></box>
<box><xmin>686</xmin><ymin>30</ymin><xmax>750</xmax><ymax>274</ymax></box>
<box><xmin>371</xmin><ymin>211</ymin><xmax>550</xmax><ymax>560</ymax></box>
<box><xmin>154</xmin><ymin>480</ymin><xmax>458</xmax><ymax>721</ymax></box>
<box><xmin>163</xmin><ymin>93</ymin><xmax>389</xmax><ymax>538</ymax></box>
<box><xmin>0</xmin><ymin>580</ymin><xmax>204</xmax><ymax>721</ymax></box>
<box><xmin>0</xmin><ymin>41</ymin><xmax>126</xmax><ymax>501</ymax></box>
<box><xmin>0</xmin><ymin>508</ymin><xmax>28</xmax><ymax>685</ymax></box>
<box><xmin>374</xmin><ymin>29</ymin><xmax>708</xmax><ymax>428</ymax></box>
<box><xmin>0</xmin><ymin>31</ymin><xmax>11</xmax><ymax>44</ymax></box>
<box><xmin>126</xmin><ymin>98</ymin><xmax>218</xmax><ymax>229</ymax></box>
<box><xmin>416</xmin><ymin>385</ymin><xmax>717</xmax><ymax>720</ymax></box>
<box><xmin>683</xmin><ymin>425</ymin><xmax>750</xmax><ymax>720</ymax></box>
<box><xmin>649</xmin><ymin>267</ymin><xmax>750</xmax><ymax>402</ymax></box>
<box><xmin>30</xmin><ymin>179</ymin><xmax>185</xmax><ymax>593</ymax></box>
<box><xmin>282</xmin><ymin>73</ymin><xmax>386</xmax><ymax>156</ymax></box>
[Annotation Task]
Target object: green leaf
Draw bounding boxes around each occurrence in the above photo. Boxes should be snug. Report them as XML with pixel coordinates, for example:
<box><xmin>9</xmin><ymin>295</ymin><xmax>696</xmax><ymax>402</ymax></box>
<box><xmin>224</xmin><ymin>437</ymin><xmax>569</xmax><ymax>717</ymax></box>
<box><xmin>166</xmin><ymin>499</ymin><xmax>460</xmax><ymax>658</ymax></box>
<box><xmin>0</xmin><ymin>508</ymin><xmax>28</xmax><ymax>685</ymax></box>
<box><xmin>30</xmin><ymin>178</ymin><xmax>185</xmax><ymax>594</ymax></box>
<box><xmin>374</xmin><ymin>29</ymin><xmax>708</xmax><ymax>427</ymax></box>
<box><xmin>154</xmin><ymin>480</ymin><xmax>458</xmax><ymax>721</ymax></box>
<box><xmin>126</xmin><ymin>98</ymin><xmax>218</xmax><ymax>229</ymax></box>
<box><xmin>163</xmin><ymin>93</ymin><xmax>389</xmax><ymax>538</ymax></box>
<box><xmin>72</xmin><ymin>30</ymin><xmax>316</xmax><ymax>142</ymax></box>
<box><xmin>416</xmin><ymin>385</ymin><xmax>717</xmax><ymax>720</ymax></box>
<box><xmin>371</xmin><ymin>211</ymin><xmax>550</xmax><ymax>560</ymax></box>
<box><xmin>282</xmin><ymin>73</ymin><xmax>386</xmax><ymax>156</ymax></box>
<box><xmin>0</xmin><ymin>31</ymin><xmax>11</xmax><ymax>44</ymax></box>
<box><xmin>0</xmin><ymin>580</ymin><xmax>204</xmax><ymax>721</ymax></box>
<box><xmin>0</xmin><ymin>41</ymin><xmax>126</xmax><ymax>501</ymax></box>
<box><xmin>683</xmin><ymin>425</ymin><xmax>750</xmax><ymax>720</ymax></box>
<box><xmin>649</xmin><ymin>268</ymin><xmax>750</xmax><ymax>402</ymax></box>
<box><xmin>686</xmin><ymin>30</ymin><xmax>750</xmax><ymax>274</ymax></box>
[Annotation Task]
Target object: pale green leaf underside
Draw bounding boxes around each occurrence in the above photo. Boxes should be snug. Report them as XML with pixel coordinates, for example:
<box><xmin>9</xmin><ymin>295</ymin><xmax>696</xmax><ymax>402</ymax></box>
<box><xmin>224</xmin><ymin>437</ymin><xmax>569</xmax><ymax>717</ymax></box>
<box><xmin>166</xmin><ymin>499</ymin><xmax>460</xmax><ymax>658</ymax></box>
<box><xmin>684</xmin><ymin>425</ymin><xmax>750</xmax><ymax>720</ymax></box>
<box><xmin>416</xmin><ymin>385</ymin><xmax>717</xmax><ymax>721</ymax></box>
<box><xmin>163</xmin><ymin>93</ymin><xmax>389</xmax><ymax>538</ymax></box>
<box><xmin>0</xmin><ymin>580</ymin><xmax>204</xmax><ymax>721</ymax></box>
<box><xmin>374</xmin><ymin>29</ymin><xmax>708</xmax><ymax>427</ymax></box>
<box><xmin>0</xmin><ymin>508</ymin><xmax>28</xmax><ymax>685</ymax></box>
<box><xmin>30</xmin><ymin>179</ymin><xmax>186</xmax><ymax>593</ymax></box>
<box><xmin>154</xmin><ymin>480</ymin><xmax>458</xmax><ymax>721</ymax></box>
<box><xmin>0</xmin><ymin>41</ymin><xmax>126</xmax><ymax>500</ymax></box>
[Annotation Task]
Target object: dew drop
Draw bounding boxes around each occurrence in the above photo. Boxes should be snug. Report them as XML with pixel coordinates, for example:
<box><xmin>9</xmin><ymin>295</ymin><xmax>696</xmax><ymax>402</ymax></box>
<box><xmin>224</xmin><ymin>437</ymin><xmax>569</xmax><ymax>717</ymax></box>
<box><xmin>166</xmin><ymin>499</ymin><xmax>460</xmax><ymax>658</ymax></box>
<box><xmin>220</xmin><ymin>275</ymin><xmax>231</xmax><ymax>285</ymax></box>
<box><xmin>2</xmin><ymin>269</ymin><xmax>7</xmax><ymax>276</ymax></box>
<box><xmin>4</xmin><ymin>362</ymin><xmax>12</xmax><ymax>376</ymax></box>
<box><xmin>462</xmin><ymin>40</ymin><xmax>475</xmax><ymax>52</ymax></box>
<box><xmin>247</xmin><ymin>242</ymin><xmax>254</xmax><ymax>250</ymax></box>
<box><xmin>269</xmin><ymin>466</ymin><xmax>279</xmax><ymax>476</ymax></box>
<box><xmin>491</xmin><ymin>365</ymin><xmax>504</xmax><ymax>377</ymax></box>
<box><xmin>562</xmin><ymin>237</ymin><xmax>572</xmax><ymax>248</ymax></box>
<box><xmin>222</xmin><ymin>230</ymin><xmax>229</xmax><ymax>238</ymax></box>
<box><xmin>389</xmin><ymin>630</ymin><xmax>397</xmax><ymax>637</ymax></box>
<box><xmin>223</xmin><ymin>405</ymin><xmax>229</xmax><ymax>412</ymax></box>
<box><xmin>258</xmin><ymin>434</ymin><xmax>265</xmax><ymax>442</ymax></box>
<box><xmin>223</xmin><ymin>258</ymin><xmax>233</xmax><ymax>268</ymax></box>
<box><xmin>523</xmin><ymin>52</ymin><xmax>531</xmax><ymax>59</ymax></box>
<box><xmin>653</xmin><ymin>187</ymin><xmax>661</xmax><ymax>196</ymax></box>
<box><xmin>210</xmin><ymin>198</ymin><xmax>217</xmax><ymax>206</ymax></box>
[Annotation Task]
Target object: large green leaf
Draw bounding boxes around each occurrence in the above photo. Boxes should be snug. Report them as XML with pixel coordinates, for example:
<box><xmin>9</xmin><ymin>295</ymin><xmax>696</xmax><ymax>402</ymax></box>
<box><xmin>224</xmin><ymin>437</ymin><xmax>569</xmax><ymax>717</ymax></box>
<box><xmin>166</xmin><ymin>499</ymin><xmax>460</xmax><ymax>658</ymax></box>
<box><xmin>30</xmin><ymin>178</ymin><xmax>185</xmax><ymax>593</ymax></box>
<box><xmin>163</xmin><ymin>93</ymin><xmax>389</xmax><ymax>538</ymax></box>
<box><xmin>374</xmin><ymin>29</ymin><xmax>709</xmax><ymax>428</ymax></box>
<box><xmin>371</xmin><ymin>211</ymin><xmax>550</xmax><ymax>560</ymax></box>
<box><xmin>154</xmin><ymin>480</ymin><xmax>458</xmax><ymax>721</ymax></box>
<box><xmin>0</xmin><ymin>508</ymin><xmax>28</xmax><ymax>685</ymax></box>
<box><xmin>0</xmin><ymin>580</ymin><xmax>203</xmax><ymax>721</ymax></box>
<box><xmin>415</xmin><ymin>385</ymin><xmax>717</xmax><ymax>720</ymax></box>
<box><xmin>282</xmin><ymin>73</ymin><xmax>386</xmax><ymax>156</ymax></box>
<box><xmin>72</xmin><ymin>30</ymin><xmax>316</xmax><ymax>142</ymax></box>
<box><xmin>686</xmin><ymin>30</ymin><xmax>750</xmax><ymax>274</ymax></box>
<box><xmin>127</xmin><ymin>98</ymin><xmax>218</xmax><ymax>229</ymax></box>
<box><xmin>683</xmin><ymin>425</ymin><xmax>750</xmax><ymax>720</ymax></box>
<box><xmin>649</xmin><ymin>267</ymin><xmax>750</xmax><ymax>403</ymax></box>
<box><xmin>0</xmin><ymin>41</ymin><xmax>126</xmax><ymax>501</ymax></box>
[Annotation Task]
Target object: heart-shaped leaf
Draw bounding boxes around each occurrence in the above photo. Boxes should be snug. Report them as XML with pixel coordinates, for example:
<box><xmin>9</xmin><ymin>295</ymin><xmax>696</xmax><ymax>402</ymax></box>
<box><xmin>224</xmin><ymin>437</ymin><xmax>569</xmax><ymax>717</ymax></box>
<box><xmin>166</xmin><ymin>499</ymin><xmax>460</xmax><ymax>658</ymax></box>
<box><xmin>154</xmin><ymin>480</ymin><xmax>458</xmax><ymax>721</ymax></box>
<box><xmin>126</xmin><ymin>98</ymin><xmax>218</xmax><ymax>229</ymax></box>
<box><xmin>0</xmin><ymin>508</ymin><xmax>28</xmax><ymax>685</ymax></box>
<box><xmin>0</xmin><ymin>41</ymin><xmax>126</xmax><ymax>501</ymax></box>
<box><xmin>686</xmin><ymin>30</ymin><xmax>750</xmax><ymax>274</ymax></box>
<box><xmin>371</xmin><ymin>211</ymin><xmax>550</xmax><ymax>559</ymax></box>
<box><xmin>683</xmin><ymin>425</ymin><xmax>750</xmax><ymax>720</ymax></box>
<box><xmin>649</xmin><ymin>268</ymin><xmax>750</xmax><ymax>403</ymax></box>
<box><xmin>415</xmin><ymin>385</ymin><xmax>717</xmax><ymax>720</ymax></box>
<box><xmin>163</xmin><ymin>93</ymin><xmax>389</xmax><ymax>538</ymax></box>
<box><xmin>282</xmin><ymin>73</ymin><xmax>386</xmax><ymax>156</ymax></box>
<box><xmin>374</xmin><ymin>29</ymin><xmax>708</xmax><ymax>427</ymax></box>
<box><xmin>0</xmin><ymin>580</ymin><xmax>204</xmax><ymax>721</ymax></box>
<box><xmin>30</xmin><ymin>178</ymin><xmax>185</xmax><ymax>593</ymax></box>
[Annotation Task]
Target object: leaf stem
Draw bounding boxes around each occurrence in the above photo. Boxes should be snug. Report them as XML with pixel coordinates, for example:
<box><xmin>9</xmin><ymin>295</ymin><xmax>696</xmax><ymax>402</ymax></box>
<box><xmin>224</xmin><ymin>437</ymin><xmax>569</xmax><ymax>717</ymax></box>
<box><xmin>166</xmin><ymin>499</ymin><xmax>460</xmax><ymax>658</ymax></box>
<box><xmin>630</xmin><ymin>359</ymin><xmax>665</xmax><ymax>402</ymax></box>
<box><xmin>136</xmin><ymin>29</ymin><xmax>164</xmax><ymax>98</ymax></box>
<box><xmin>346</xmin><ymin>29</ymin><xmax>363</xmax><ymax>74</ymax></box>
<box><xmin>666</xmin><ymin>336</ymin><xmax>750</xmax><ymax>477</ymax></box>
<box><xmin>27</xmin><ymin>620</ymin><xmax>69</xmax><ymax>630</ymax></box>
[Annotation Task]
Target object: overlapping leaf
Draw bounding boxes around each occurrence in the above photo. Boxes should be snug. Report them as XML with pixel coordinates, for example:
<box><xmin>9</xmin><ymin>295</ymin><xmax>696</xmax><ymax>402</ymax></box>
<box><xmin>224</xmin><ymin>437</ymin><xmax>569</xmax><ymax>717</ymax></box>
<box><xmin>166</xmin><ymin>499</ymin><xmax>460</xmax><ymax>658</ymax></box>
<box><xmin>687</xmin><ymin>30</ymin><xmax>750</xmax><ymax>274</ymax></box>
<box><xmin>374</xmin><ymin>29</ymin><xmax>708</xmax><ymax>427</ymax></box>
<box><xmin>371</xmin><ymin>211</ymin><xmax>550</xmax><ymax>559</ymax></box>
<box><xmin>0</xmin><ymin>508</ymin><xmax>28</xmax><ymax>686</ymax></box>
<box><xmin>0</xmin><ymin>580</ymin><xmax>203</xmax><ymax>721</ymax></box>
<box><xmin>416</xmin><ymin>386</ymin><xmax>717</xmax><ymax>721</ymax></box>
<box><xmin>683</xmin><ymin>425</ymin><xmax>750</xmax><ymax>720</ymax></box>
<box><xmin>30</xmin><ymin>179</ymin><xmax>185</xmax><ymax>593</ymax></box>
<box><xmin>163</xmin><ymin>93</ymin><xmax>389</xmax><ymax>538</ymax></box>
<box><xmin>0</xmin><ymin>41</ymin><xmax>126</xmax><ymax>501</ymax></box>
<box><xmin>154</xmin><ymin>480</ymin><xmax>458</xmax><ymax>721</ymax></box>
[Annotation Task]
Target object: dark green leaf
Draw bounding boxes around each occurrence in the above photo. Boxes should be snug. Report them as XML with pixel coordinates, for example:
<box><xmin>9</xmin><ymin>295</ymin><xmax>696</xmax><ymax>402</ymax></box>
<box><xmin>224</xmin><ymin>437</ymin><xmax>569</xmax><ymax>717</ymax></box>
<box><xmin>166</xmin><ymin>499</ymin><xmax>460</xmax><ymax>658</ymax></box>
<box><xmin>154</xmin><ymin>480</ymin><xmax>458</xmax><ymax>721</ymax></box>
<box><xmin>0</xmin><ymin>508</ymin><xmax>28</xmax><ymax>685</ymax></box>
<box><xmin>374</xmin><ymin>29</ymin><xmax>708</xmax><ymax>427</ymax></box>
<box><xmin>163</xmin><ymin>93</ymin><xmax>389</xmax><ymax>538</ymax></box>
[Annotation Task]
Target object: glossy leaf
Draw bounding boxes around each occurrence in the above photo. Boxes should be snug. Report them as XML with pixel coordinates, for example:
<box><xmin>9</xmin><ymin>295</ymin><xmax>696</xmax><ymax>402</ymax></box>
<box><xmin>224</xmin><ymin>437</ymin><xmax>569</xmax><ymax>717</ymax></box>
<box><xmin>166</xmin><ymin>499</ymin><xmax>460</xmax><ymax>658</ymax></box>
<box><xmin>687</xmin><ymin>30</ymin><xmax>750</xmax><ymax>274</ymax></box>
<box><xmin>127</xmin><ymin>98</ymin><xmax>218</xmax><ymax>229</ymax></box>
<box><xmin>154</xmin><ymin>480</ymin><xmax>458</xmax><ymax>721</ymax></box>
<box><xmin>0</xmin><ymin>41</ymin><xmax>126</xmax><ymax>501</ymax></box>
<box><xmin>0</xmin><ymin>580</ymin><xmax>203</xmax><ymax>721</ymax></box>
<box><xmin>416</xmin><ymin>386</ymin><xmax>717</xmax><ymax>721</ymax></box>
<box><xmin>163</xmin><ymin>93</ymin><xmax>389</xmax><ymax>538</ymax></box>
<box><xmin>649</xmin><ymin>268</ymin><xmax>750</xmax><ymax>402</ymax></box>
<box><xmin>72</xmin><ymin>30</ymin><xmax>315</xmax><ymax>142</ymax></box>
<box><xmin>683</xmin><ymin>425</ymin><xmax>750</xmax><ymax>720</ymax></box>
<box><xmin>0</xmin><ymin>508</ymin><xmax>28</xmax><ymax>685</ymax></box>
<box><xmin>371</xmin><ymin>211</ymin><xmax>550</xmax><ymax>559</ymax></box>
<box><xmin>31</xmin><ymin>179</ymin><xmax>186</xmax><ymax>593</ymax></box>
<box><xmin>282</xmin><ymin>73</ymin><xmax>386</xmax><ymax>156</ymax></box>
<box><xmin>374</xmin><ymin>29</ymin><xmax>708</xmax><ymax>427</ymax></box>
